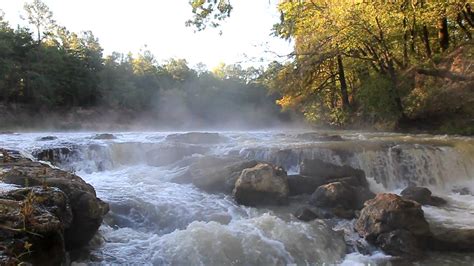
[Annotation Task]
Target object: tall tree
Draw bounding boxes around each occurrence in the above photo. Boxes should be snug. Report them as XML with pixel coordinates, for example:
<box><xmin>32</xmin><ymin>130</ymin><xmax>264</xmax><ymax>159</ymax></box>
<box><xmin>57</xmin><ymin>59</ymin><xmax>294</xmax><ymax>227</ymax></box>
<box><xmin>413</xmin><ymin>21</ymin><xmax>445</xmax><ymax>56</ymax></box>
<box><xmin>23</xmin><ymin>0</ymin><xmax>55</xmax><ymax>42</ymax></box>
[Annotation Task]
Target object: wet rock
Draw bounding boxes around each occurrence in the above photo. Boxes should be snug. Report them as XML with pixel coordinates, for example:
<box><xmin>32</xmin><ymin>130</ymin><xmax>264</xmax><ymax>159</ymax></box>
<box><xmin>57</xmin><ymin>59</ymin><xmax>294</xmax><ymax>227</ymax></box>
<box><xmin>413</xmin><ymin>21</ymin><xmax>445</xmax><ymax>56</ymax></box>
<box><xmin>172</xmin><ymin>156</ymin><xmax>259</xmax><ymax>193</ymax></box>
<box><xmin>294</xmin><ymin>206</ymin><xmax>333</xmax><ymax>221</ymax></box>
<box><xmin>452</xmin><ymin>186</ymin><xmax>471</xmax><ymax>195</ymax></box>
<box><xmin>93</xmin><ymin>133</ymin><xmax>116</xmax><ymax>140</ymax></box>
<box><xmin>0</xmin><ymin>187</ymin><xmax>71</xmax><ymax>265</ymax></box>
<box><xmin>355</xmin><ymin>193</ymin><xmax>432</xmax><ymax>257</ymax></box>
<box><xmin>146</xmin><ymin>145</ymin><xmax>210</xmax><ymax>166</ymax></box>
<box><xmin>309</xmin><ymin>182</ymin><xmax>375</xmax><ymax>218</ymax></box>
<box><xmin>400</xmin><ymin>186</ymin><xmax>447</xmax><ymax>206</ymax></box>
<box><xmin>37</xmin><ymin>136</ymin><xmax>58</xmax><ymax>141</ymax></box>
<box><xmin>296</xmin><ymin>132</ymin><xmax>344</xmax><ymax>142</ymax></box>
<box><xmin>376</xmin><ymin>229</ymin><xmax>424</xmax><ymax>258</ymax></box>
<box><xmin>33</xmin><ymin>146</ymin><xmax>77</xmax><ymax>165</ymax></box>
<box><xmin>0</xmin><ymin>149</ymin><xmax>109</xmax><ymax>250</ymax></box>
<box><xmin>165</xmin><ymin>132</ymin><xmax>228</xmax><ymax>144</ymax></box>
<box><xmin>299</xmin><ymin>158</ymin><xmax>368</xmax><ymax>188</ymax></box>
<box><xmin>287</xmin><ymin>174</ymin><xmax>326</xmax><ymax>195</ymax></box>
<box><xmin>233</xmin><ymin>163</ymin><xmax>289</xmax><ymax>206</ymax></box>
<box><xmin>430</xmin><ymin>228</ymin><xmax>474</xmax><ymax>252</ymax></box>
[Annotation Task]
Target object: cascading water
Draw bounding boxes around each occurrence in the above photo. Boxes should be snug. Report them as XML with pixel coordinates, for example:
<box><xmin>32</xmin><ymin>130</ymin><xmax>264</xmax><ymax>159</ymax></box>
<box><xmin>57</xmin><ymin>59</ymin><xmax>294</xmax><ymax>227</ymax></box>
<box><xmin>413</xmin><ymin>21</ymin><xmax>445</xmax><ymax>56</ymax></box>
<box><xmin>1</xmin><ymin>131</ymin><xmax>473</xmax><ymax>265</ymax></box>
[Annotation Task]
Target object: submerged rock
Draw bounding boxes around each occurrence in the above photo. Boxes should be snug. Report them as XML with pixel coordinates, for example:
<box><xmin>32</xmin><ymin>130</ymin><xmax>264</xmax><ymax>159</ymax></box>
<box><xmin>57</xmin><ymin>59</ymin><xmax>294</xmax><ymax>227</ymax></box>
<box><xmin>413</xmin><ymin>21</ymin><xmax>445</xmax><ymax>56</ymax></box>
<box><xmin>355</xmin><ymin>193</ymin><xmax>431</xmax><ymax>258</ymax></box>
<box><xmin>165</xmin><ymin>132</ymin><xmax>228</xmax><ymax>144</ymax></box>
<box><xmin>172</xmin><ymin>156</ymin><xmax>259</xmax><ymax>193</ymax></box>
<box><xmin>93</xmin><ymin>133</ymin><xmax>116</xmax><ymax>140</ymax></box>
<box><xmin>146</xmin><ymin>145</ymin><xmax>210</xmax><ymax>166</ymax></box>
<box><xmin>0</xmin><ymin>149</ymin><xmax>109</xmax><ymax>251</ymax></box>
<box><xmin>296</xmin><ymin>132</ymin><xmax>344</xmax><ymax>142</ymax></box>
<box><xmin>233</xmin><ymin>163</ymin><xmax>289</xmax><ymax>206</ymax></box>
<box><xmin>400</xmin><ymin>186</ymin><xmax>447</xmax><ymax>206</ymax></box>
<box><xmin>37</xmin><ymin>135</ymin><xmax>58</xmax><ymax>141</ymax></box>
<box><xmin>430</xmin><ymin>228</ymin><xmax>474</xmax><ymax>252</ymax></box>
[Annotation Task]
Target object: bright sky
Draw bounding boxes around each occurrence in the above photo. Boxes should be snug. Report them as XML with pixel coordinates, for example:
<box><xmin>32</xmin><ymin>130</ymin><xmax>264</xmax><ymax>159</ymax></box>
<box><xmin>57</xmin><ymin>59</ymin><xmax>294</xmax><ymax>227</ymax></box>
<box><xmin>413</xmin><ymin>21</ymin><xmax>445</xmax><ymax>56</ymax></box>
<box><xmin>1</xmin><ymin>0</ymin><xmax>293</xmax><ymax>69</ymax></box>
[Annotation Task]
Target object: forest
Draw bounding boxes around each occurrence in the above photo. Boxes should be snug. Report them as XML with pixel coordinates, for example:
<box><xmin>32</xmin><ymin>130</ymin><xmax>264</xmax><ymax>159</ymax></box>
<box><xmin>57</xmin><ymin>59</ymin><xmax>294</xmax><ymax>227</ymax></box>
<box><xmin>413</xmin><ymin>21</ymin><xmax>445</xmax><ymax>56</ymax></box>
<box><xmin>1</xmin><ymin>0</ymin><xmax>474</xmax><ymax>133</ymax></box>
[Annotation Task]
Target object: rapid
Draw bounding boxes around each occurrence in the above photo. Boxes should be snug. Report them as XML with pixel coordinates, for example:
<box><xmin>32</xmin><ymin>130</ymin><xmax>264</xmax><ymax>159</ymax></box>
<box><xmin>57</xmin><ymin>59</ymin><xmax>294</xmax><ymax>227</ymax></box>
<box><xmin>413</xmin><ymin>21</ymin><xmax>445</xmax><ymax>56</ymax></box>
<box><xmin>1</xmin><ymin>131</ymin><xmax>473</xmax><ymax>265</ymax></box>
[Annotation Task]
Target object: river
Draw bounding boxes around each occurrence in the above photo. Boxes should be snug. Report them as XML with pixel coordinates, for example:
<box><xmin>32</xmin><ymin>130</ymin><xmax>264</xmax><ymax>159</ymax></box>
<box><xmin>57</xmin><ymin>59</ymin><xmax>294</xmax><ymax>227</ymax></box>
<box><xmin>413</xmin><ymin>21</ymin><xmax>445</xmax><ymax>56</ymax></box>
<box><xmin>1</xmin><ymin>130</ymin><xmax>473</xmax><ymax>265</ymax></box>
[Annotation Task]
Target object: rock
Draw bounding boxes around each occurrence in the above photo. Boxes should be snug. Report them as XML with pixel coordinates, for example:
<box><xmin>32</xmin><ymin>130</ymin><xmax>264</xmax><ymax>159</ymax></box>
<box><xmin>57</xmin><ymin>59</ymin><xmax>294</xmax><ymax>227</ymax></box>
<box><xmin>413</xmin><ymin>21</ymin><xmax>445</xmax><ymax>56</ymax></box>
<box><xmin>299</xmin><ymin>158</ymin><xmax>368</xmax><ymax>188</ymax></box>
<box><xmin>376</xmin><ymin>229</ymin><xmax>424</xmax><ymax>258</ymax></box>
<box><xmin>37</xmin><ymin>136</ymin><xmax>58</xmax><ymax>141</ymax></box>
<box><xmin>145</xmin><ymin>145</ymin><xmax>210</xmax><ymax>166</ymax></box>
<box><xmin>452</xmin><ymin>186</ymin><xmax>471</xmax><ymax>195</ymax></box>
<box><xmin>430</xmin><ymin>228</ymin><xmax>474</xmax><ymax>252</ymax></box>
<box><xmin>165</xmin><ymin>132</ymin><xmax>228</xmax><ymax>144</ymax></box>
<box><xmin>0</xmin><ymin>187</ymin><xmax>71</xmax><ymax>265</ymax></box>
<box><xmin>400</xmin><ymin>186</ymin><xmax>447</xmax><ymax>206</ymax></box>
<box><xmin>233</xmin><ymin>163</ymin><xmax>289</xmax><ymax>206</ymax></box>
<box><xmin>287</xmin><ymin>174</ymin><xmax>326</xmax><ymax>195</ymax></box>
<box><xmin>0</xmin><ymin>149</ymin><xmax>109</xmax><ymax>250</ymax></box>
<box><xmin>93</xmin><ymin>133</ymin><xmax>116</xmax><ymax>140</ymax></box>
<box><xmin>355</xmin><ymin>193</ymin><xmax>432</xmax><ymax>257</ymax></box>
<box><xmin>172</xmin><ymin>156</ymin><xmax>259</xmax><ymax>193</ymax></box>
<box><xmin>296</xmin><ymin>132</ymin><xmax>344</xmax><ymax>142</ymax></box>
<box><xmin>309</xmin><ymin>182</ymin><xmax>375</xmax><ymax>218</ymax></box>
<box><xmin>33</xmin><ymin>146</ymin><xmax>77</xmax><ymax>165</ymax></box>
<box><xmin>294</xmin><ymin>206</ymin><xmax>338</xmax><ymax>221</ymax></box>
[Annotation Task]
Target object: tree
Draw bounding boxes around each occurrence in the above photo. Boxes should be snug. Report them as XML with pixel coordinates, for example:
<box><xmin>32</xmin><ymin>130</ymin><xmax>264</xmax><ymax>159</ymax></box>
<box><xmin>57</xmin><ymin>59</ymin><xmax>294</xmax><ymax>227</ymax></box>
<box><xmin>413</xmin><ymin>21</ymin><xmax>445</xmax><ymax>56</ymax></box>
<box><xmin>23</xmin><ymin>0</ymin><xmax>56</xmax><ymax>42</ymax></box>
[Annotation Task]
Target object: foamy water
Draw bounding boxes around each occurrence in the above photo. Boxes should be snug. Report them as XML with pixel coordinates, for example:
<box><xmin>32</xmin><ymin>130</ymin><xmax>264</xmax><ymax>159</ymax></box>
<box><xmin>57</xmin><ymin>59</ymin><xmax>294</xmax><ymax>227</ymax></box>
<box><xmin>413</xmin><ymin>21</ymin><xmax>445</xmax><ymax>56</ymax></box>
<box><xmin>1</xmin><ymin>131</ymin><xmax>474</xmax><ymax>265</ymax></box>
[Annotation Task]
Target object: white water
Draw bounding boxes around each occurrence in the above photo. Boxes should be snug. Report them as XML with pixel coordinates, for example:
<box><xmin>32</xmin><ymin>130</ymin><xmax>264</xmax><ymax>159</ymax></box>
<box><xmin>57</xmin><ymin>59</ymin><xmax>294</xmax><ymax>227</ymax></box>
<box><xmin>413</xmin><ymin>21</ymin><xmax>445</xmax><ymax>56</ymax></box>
<box><xmin>1</xmin><ymin>131</ymin><xmax>474</xmax><ymax>265</ymax></box>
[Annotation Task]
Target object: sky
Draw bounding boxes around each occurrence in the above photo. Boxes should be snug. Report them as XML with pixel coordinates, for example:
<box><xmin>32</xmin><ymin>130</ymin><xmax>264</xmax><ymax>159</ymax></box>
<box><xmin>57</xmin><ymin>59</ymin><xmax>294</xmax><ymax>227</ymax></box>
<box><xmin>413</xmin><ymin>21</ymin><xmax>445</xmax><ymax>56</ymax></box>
<box><xmin>1</xmin><ymin>0</ymin><xmax>293</xmax><ymax>69</ymax></box>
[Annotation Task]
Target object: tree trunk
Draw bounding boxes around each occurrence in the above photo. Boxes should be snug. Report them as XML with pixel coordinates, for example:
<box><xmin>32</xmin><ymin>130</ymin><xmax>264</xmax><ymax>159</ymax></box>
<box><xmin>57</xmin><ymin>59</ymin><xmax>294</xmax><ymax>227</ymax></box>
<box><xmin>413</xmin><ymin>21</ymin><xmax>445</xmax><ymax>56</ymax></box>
<box><xmin>457</xmin><ymin>13</ymin><xmax>472</xmax><ymax>40</ymax></box>
<box><xmin>403</xmin><ymin>17</ymin><xmax>409</xmax><ymax>66</ymax></box>
<box><xmin>438</xmin><ymin>17</ymin><xmax>449</xmax><ymax>52</ymax></box>
<box><xmin>422</xmin><ymin>25</ymin><xmax>432</xmax><ymax>58</ymax></box>
<box><xmin>387</xmin><ymin>60</ymin><xmax>405</xmax><ymax>118</ymax></box>
<box><xmin>337</xmin><ymin>54</ymin><xmax>350</xmax><ymax>109</ymax></box>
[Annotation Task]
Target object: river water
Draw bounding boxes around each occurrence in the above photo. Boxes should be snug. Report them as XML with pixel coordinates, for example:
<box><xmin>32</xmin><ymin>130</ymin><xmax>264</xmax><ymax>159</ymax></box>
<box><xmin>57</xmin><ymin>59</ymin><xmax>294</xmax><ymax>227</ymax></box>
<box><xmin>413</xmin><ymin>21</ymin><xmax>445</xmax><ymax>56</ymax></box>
<box><xmin>1</xmin><ymin>131</ymin><xmax>473</xmax><ymax>265</ymax></box>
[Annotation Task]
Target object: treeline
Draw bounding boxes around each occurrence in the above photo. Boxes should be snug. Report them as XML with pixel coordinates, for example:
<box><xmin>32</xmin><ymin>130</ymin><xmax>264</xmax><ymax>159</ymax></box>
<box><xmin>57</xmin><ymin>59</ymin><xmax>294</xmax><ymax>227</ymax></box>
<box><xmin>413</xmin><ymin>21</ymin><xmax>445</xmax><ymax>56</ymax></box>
<box><xmin>190</xmin><ymin>0</ymin><xmax>474</xmax><ymax>132</ymax></box>
<box><xmin>0</xmin><ymin>1</ymin><xmax>287</xmax><ymax>127</ymax></box>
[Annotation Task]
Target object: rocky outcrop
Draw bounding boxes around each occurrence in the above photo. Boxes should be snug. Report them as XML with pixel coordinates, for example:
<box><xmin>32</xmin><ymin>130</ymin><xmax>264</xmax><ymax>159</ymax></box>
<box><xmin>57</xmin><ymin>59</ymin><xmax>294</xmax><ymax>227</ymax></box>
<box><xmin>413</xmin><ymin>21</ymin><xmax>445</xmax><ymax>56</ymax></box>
<box><xmin>233</xmin><ymin>163</ymin><xmax>289</xmax><ymax>206</ymax></box>
<box><xmin>400</xmin><ymin>186</ymin><xmax>447</xmax><ymax>206</ymax></box>
<box><xmin>172</xmin><ymin>156</ymin><xmax>259</xmax><ymax>193</ymax></box>
<box><xmin>0</xmin><ymin>148</ymin><xmax>109</xmax><ymax>264</ymax></box>
<box><xmin>355</xmin><ymin>193</ymin><xmax>432</xmax><ymax>258</ymax></box>
<box><xmin>165</xmin><ymin>132</ymin><xmax>228</xmax><ymax>144</ymax></box>
<box><xmin>145</xmin><ymin>145</ymin><xmax>209</xmax><ymax>166</ymax></box>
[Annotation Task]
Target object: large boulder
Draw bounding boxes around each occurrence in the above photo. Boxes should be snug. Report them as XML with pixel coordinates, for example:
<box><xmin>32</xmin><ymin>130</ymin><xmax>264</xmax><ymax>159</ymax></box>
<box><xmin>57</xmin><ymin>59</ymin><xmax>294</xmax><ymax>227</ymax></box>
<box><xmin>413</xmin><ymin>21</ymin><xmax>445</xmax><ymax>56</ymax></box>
<box><xmin>0</xmin><ymin>187</ymin><xmax>72</xmax><ymax>265</ymax></box>
<box><xmin>355</xmin><ymin>193</ymin><xmax>432</xmax><ymax>258</ymax></box>
<box><xmin>309</xmin><ymin>181</ymin><xmax>375</xmax><ymax>219</ymax></box>
<box><xmin>287</xmin><ymin>174</ymin><xmax>327</xmax><ymax>196</ymax></box>
<box><xmin>0</xmin><ymin>149</ymin><xmax>109</xmax><ymax>250</ymax></box>
<box><xmin>172</xmin><ymin>156</ymin><xmax>259</xmax><ymax>193</ymax></box>
<box><xmin>233</xmin><ymin>163</ymin><xmax>289</xmax><ymax>206</ymax></box>
<box><xmin>145</xmin><ymin>144</ymin><xmax>209</xmax><ymax>166</ymax></box>
<box><xmin>165</xmin><ymin>132</ymin><xmax>228</xmax><ymax>144</ymax></box>
<box><xmin>287</xmin><ymin>158</ymin><xmax>369</xmax><ymax>196</ymax></box>
<box><xmin>400</xmin><ymin>186</ymin><xmax>447</xmax><ymax>206</ymax></box>
<box><xmin>310</xmin><ymin>182</ymin><xmax>375</xmax><ymax>210</ymax></box>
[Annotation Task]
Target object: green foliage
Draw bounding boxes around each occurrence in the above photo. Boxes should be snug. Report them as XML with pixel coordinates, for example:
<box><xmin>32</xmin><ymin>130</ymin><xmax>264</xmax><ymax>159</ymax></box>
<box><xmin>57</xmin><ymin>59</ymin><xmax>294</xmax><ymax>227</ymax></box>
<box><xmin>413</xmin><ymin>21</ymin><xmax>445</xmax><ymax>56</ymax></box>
<box><xmin>0</xmin><ymin>3</ymin><xmax>285</xmax><ymax>127</ymax></box>
<box><xmin>357</xmin><ymin>74</ymin><xmax>402</xmax><ymax>122</ymax></box>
